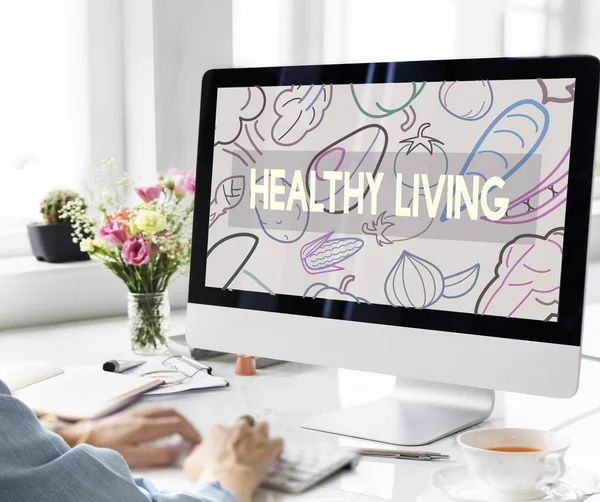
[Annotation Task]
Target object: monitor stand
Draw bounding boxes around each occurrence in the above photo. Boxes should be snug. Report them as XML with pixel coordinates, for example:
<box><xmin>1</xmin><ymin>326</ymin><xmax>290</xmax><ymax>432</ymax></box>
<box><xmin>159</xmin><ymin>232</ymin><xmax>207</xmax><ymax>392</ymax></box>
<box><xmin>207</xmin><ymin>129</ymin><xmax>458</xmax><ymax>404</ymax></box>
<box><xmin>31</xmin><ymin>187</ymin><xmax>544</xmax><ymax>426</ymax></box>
<box><xmin>301</xmin><ymin>377</ymin><xmax>495</xmax><ymax>446</ymax></box>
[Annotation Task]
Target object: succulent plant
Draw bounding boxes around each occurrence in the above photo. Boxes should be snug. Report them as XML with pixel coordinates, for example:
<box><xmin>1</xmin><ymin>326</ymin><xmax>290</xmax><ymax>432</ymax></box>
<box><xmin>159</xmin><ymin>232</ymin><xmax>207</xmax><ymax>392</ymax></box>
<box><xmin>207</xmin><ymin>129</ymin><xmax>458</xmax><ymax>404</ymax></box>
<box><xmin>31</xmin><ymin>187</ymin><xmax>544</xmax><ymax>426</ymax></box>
<box><xmin>40</xmin><ymin>190</ymin><xmax>84</xmax><ymax>224</ymax></box>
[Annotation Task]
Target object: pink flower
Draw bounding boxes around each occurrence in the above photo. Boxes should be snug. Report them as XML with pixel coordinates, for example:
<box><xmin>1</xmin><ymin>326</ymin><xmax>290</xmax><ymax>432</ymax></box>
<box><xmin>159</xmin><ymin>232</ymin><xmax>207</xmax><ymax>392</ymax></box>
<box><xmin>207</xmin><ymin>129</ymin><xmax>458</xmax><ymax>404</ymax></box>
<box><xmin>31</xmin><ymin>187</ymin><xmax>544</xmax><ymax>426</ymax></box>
<box><xmin>167</xmin><ymin>168</ymin><xmax>195</xmax><ymax>196</ymax></box>
<box><xmin>135</xmin><ymin>184</ymin><xmax>164</xmax><ymax>203</ymax></box>
<box><xmin>98</xmin><ymin>221</ymin><xmax>128</xmax><ymax>245</ymax></box>
<box><xmin>181</xmin><ymin>171</ymin><xmax>196</xmax><ymax>194</ymax></box>
<box><xmin>121</xmin><ymin>236</ymin><xmax>151</xmax><ymax>265</ymax></box>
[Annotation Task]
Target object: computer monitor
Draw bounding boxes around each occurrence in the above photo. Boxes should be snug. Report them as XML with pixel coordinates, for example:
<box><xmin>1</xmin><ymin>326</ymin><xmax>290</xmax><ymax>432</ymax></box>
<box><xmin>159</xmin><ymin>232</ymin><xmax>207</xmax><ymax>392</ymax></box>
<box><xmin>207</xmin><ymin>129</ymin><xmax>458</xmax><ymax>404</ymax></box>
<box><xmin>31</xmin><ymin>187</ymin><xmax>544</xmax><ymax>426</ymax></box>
<box><xmin>187</xmin><ymin>57</ymin><xmax>599</xmax><ymax>446</ymax></box>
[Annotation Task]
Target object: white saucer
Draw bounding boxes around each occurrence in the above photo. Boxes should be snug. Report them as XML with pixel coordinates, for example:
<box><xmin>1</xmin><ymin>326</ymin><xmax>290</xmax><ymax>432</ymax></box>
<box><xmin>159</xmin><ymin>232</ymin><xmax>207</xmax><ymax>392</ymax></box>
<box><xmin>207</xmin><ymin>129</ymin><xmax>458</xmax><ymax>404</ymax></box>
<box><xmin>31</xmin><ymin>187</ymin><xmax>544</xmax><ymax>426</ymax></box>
<box><xmin>430</xmin><ymin>465</ymin><xmax>599</xmax><ymax>502</ymax></box>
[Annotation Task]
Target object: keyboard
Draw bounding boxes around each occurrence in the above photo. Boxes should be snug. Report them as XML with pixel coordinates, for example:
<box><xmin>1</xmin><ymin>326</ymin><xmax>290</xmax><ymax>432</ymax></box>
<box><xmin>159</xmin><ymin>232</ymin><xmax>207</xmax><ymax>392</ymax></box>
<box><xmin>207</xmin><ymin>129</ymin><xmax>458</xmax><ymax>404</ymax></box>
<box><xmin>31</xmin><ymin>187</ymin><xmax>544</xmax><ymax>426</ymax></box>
<box><xmin>262</xmin><ymin>441</ymin><xmax>361</xmax><ymax>494</ymax></box>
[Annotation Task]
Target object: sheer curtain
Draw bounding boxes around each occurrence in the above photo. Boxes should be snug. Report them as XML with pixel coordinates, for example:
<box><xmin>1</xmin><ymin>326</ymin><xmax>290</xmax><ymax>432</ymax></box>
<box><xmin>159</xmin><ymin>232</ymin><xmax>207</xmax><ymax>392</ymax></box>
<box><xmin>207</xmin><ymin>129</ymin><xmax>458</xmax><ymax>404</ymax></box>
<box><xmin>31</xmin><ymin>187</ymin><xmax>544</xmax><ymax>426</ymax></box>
<box><xmin>231</xmin><ymin>0</ymin><xmax>600</xmax><ymax>174</ymax></box>
<box><xmin>0</xmin><ymin>0</ymin><xmax>91</xmax><ymax>231</ymax></box>
<box><xmin>232</xmin><ymin>0</ymin><xmax>599</xmax><ymax>68</ymax></box>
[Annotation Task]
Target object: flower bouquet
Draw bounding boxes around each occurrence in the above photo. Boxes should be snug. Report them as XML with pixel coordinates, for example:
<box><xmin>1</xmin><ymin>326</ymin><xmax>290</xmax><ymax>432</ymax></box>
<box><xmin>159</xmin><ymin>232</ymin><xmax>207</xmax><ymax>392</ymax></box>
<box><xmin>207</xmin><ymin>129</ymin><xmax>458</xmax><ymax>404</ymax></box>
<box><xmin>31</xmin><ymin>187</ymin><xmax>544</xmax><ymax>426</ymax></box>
<box><xmin>62</xmin><ymin>164</ymin><xmax>196</xmax><ymax>354</ymax></box>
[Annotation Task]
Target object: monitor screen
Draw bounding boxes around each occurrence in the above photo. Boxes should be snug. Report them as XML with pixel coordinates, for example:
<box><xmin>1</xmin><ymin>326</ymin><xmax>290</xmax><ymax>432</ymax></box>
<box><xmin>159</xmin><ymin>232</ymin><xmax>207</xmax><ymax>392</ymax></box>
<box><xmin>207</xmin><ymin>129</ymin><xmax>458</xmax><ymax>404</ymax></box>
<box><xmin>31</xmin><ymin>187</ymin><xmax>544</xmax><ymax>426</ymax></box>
<box><xmin>205</xmin><ymin>78</ymin><xmax>575</xmax><ymax>323</ymax></box>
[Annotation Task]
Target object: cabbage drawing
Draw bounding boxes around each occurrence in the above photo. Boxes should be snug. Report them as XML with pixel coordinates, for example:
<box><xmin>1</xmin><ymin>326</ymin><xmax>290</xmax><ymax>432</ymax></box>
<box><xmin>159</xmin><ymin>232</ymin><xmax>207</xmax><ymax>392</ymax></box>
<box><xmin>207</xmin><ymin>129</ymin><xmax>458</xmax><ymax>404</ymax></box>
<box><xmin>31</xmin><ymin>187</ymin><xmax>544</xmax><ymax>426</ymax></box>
<box><xmin>301</xmin><ymin>232</ymin><xmax>364</xmax><ymax>275</ymax></box>
<box><xmin>303</xmin><ymin>275</ymin><xmax>369</xmax><ymax>304</ymax></box>
<box><xmin>271</xmin><ymin>84</ymin><xmax>333</xmax><ymax>146</ymax></box>
<box><xmin>475</xmin><ymin>228</ymin><xmax>563</xmax><ymax>321</ymax></box>
<box><xmin>384</xmin><ymin>251</ymin><xmax>480</xmax><ymax>309</ymax></box>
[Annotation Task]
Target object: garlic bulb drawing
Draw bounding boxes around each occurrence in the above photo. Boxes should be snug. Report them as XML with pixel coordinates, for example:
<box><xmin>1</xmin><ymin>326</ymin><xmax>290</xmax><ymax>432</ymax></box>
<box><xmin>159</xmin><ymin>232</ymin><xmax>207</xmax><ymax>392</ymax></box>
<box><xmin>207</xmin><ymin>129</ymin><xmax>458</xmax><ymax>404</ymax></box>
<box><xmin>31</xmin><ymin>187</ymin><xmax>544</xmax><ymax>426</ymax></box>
<box><xmin>384</xmin><ymin>251</ymin><xmax>480</xmax><ymax>309</ymax></box>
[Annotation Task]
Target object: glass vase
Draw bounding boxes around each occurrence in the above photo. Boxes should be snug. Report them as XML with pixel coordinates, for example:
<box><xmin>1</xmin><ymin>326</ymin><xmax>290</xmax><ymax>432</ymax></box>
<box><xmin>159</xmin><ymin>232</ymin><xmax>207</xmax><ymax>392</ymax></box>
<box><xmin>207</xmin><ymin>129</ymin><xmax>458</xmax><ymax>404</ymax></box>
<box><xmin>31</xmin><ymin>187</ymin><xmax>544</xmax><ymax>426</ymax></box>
<box><xmin>128</xmin><ymin>292</ymin><xmax>170</xmax><ymax>355</ymax></box>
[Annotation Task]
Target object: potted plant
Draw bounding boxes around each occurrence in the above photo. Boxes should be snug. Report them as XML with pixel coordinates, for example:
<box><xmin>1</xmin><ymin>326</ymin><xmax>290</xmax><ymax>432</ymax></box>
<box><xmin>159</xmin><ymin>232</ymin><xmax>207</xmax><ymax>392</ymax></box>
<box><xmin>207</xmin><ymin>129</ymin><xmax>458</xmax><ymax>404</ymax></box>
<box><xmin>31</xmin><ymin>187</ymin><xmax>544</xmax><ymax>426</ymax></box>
<box><xmin>27</xmin><ymin>190</ymin><xmax>90</xmax><ymax>263</ymax></box>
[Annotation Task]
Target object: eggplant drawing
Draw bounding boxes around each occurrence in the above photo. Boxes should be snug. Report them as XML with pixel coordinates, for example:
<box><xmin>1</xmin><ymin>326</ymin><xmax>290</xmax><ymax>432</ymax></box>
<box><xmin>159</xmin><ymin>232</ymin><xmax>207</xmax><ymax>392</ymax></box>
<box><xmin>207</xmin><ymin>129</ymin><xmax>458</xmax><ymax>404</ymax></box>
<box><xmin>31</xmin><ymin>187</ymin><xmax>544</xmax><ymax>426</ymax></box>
<box><xmin>482</xmin><ymin>149</ymin><xmax>569</xmax><ymax>225</ymax></box>
<box><xmin>305</xmin><ymin>125</ymin><xmax>388</xmax><ymax>214</ymax></box>
<box><xmin>206</xmin><ymin>233</ymin><xmax>259</xmax><ymax>290</ymax></box>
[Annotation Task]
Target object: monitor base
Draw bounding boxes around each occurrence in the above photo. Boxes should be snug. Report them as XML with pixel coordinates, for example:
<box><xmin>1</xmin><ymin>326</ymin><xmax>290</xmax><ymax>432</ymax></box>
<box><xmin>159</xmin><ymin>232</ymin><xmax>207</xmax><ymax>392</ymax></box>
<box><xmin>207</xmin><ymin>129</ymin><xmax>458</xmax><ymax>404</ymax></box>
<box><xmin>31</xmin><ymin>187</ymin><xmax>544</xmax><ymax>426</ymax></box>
<box><xmin>301</xmin><ymin>377</ymin><xmax>495</xmax><ymax>446</ymax></box>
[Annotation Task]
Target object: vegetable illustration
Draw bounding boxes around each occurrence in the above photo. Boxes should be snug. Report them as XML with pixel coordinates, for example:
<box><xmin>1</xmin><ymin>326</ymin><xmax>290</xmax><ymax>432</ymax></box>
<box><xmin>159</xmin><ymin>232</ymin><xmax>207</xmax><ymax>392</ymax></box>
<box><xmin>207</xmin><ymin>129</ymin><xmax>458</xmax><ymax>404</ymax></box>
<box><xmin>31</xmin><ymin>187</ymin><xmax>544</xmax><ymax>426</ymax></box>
<box><xmin>209</xmin><ymin>175</ymin><xmax>246</xmax><ymax>228</ymax></box>
<box><xmin>305</xmin><ymin>124</ymin><xmax>388</xmax><ymax>214</ymax></box>
<box><xmin>440</xmin><ymin>99</ymin><xmax>550</xmax><ymax>222</ymax></box>
<box><xmin>362</xmin><ymin>211</ymin><xmax>395</xmax><ymax>246</ymax></box>
<box><xmin>271</xmin><ymin>84</ymin><xmax>333</xmax><ymax>147</ymax></box>
<box><xmin>482</xmin><ymin>149</ymin><xmax>569</xmax><ymax>225</ymax></box>
<box><xmin>394</xmin><ymin>123</ymin><xmax>448</xmax><ymax>190</ymax></box>
<box><xmin>350</xmin><ymin>81</ymin><xmax>426</xmax><ymax>119</ymax></box>
<box><xmin>206</xmin><ymin>233</ymin><xmax>259</xmax><ymax>290</ymax></box>
<box><xmin>215</xmin><ymin>86</ymin><xmax>266</xmax><ymax>146</ymax></box>
<box><xmin>475</xmin><ymin>228</ymin><xmax>563</xmax><ymax>321</ymax></box>
<box><xmin>254</xmin><ymin>174</ymin><xmax>310</xmax><ymax>244</ymax></box>
<box><xmin>384</xmin><ymin>251</ymin><xmax>480</xmax><ymax>309</ymax></box>
<box><xmin>300</xmin><ymin>232</ymin><xmax>364</xmax><ymax>274</ymax></box>
<box><xmin>537</xmin><ymin>78</ymin><xmax>575</xmax><ymax>105</ymax></box>
<box><xmin>438</xmin><ymin>80</ymin><xmax>494</xmax><ymax>121</ymax></box>
<box><xmin>362</xmin><ymin>204</ymin><xmax>434</xmax><ymax>247</ymax></box>
<box><xmin>303</xmin><ymin>275</ymin><xmax>370</xmax><ymax>304</ymax></box>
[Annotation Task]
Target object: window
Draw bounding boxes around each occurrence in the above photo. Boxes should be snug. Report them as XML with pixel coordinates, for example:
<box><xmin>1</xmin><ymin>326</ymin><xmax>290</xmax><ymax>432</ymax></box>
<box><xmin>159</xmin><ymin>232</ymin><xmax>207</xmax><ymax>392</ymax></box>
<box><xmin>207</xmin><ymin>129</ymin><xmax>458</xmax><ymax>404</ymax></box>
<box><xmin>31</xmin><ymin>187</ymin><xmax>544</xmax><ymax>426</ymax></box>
<box><xmin>0</xmin><ymin>0</ymin><xmax>124</xmax><ymax>256</ymax></box>
<box><xmin>232</xmin><ymin>0</ymin><xmax>600</xmax><ymax>180</ymax></box>
<box><xmin>0</xmin><ymin>0</ymin><xmax>90</xmax><ymax>235</ymax></box>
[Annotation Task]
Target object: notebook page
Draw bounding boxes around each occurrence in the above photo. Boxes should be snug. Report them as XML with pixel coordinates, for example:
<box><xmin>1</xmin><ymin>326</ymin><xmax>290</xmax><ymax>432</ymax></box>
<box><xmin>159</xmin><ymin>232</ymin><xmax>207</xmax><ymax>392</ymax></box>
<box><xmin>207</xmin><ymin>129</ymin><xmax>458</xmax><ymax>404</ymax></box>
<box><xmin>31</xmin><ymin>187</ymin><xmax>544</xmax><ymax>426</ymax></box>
<box><xmin>14</xmin><ymin>366</ymin><xmax>161</xmax><ymax>420</ymax></box>
<box><xmin>0</xmin><ymin>361</ymin><xmax>64</xmax><ymax>393</ymax></box>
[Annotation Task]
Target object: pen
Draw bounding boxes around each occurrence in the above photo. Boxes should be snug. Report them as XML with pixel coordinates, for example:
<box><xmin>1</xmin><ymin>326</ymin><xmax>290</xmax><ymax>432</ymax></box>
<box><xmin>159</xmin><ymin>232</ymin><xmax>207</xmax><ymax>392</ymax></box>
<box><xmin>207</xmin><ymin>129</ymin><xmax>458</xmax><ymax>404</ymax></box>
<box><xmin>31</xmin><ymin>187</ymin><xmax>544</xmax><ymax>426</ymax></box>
<box><xmin>358</xmin><ymin>448</ymin><xmax>450</xmax><ymax>461</ymax></box>
<box><xmin>102</xmin><ymin>360</ymin><xmax>146</xmax><ymax>373</ymax></box>
<box><xmin>181</xmin><ymin>356</ymin><xmax>213</xmax><ymax>375</ymax></box>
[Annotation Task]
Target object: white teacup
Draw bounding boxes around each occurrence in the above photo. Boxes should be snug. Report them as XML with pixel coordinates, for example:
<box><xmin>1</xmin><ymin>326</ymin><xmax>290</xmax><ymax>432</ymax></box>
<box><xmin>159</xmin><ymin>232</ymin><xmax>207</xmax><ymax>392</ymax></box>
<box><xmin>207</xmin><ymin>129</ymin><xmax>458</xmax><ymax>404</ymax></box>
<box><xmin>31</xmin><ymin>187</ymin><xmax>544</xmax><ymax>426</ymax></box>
<box><xmin>457</xmin><ymin>428</ymin><xmax>570</xmax><ymax>500</ymax></box>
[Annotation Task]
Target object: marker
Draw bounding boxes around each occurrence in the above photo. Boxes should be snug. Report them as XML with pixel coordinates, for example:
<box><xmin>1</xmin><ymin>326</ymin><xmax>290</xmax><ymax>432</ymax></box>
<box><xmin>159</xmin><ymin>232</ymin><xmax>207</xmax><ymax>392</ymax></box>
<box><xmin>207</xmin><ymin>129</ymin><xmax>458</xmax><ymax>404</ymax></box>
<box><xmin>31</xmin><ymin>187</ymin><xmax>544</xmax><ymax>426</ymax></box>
<box><xmin>102</xmin><ymin>360</ymin><xmax>146</xmax><ymax>373</ymax></box>
<box><xmin>180</xmin><ymin>356</ymin><xmax>213</xmax><ymax>375</ymax></box>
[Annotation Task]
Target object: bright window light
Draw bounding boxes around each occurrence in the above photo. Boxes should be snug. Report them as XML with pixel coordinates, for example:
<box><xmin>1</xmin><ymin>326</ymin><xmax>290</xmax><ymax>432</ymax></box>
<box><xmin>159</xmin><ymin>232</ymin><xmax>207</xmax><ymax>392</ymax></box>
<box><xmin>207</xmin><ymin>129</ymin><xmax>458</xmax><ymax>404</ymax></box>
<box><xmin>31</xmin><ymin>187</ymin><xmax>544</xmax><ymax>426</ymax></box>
<box><xmin>0</xmin><ymin>0</ymin><xmax>89</xmax><ymax>229</ymax></box>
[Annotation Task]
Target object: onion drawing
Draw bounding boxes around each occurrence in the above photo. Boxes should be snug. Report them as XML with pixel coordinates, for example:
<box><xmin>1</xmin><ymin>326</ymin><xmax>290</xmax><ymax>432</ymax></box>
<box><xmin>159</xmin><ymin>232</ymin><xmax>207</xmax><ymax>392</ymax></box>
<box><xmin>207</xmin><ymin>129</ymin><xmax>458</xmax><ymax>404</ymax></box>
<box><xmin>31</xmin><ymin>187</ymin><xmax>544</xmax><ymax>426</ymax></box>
<box><xmin>384</xmin><ymin>251</ymin><xmax>480</xmax><ymax>309</ymax></box>
<box><xmin>439</xmin><ymin>80</ymin><xmax>494</xmax><ymax>121</ymax></box>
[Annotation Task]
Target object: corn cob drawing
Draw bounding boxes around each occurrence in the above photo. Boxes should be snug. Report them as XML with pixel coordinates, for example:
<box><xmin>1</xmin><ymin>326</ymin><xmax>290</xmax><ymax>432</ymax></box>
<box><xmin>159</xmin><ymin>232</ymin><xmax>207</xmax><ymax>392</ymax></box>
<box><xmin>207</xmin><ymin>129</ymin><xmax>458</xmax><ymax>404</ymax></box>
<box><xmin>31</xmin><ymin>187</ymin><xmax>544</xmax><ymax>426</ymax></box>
<box><xmin>300</xmin><ymin>231</ymin><xmax>364</xmax><ymax>275</ymax></box>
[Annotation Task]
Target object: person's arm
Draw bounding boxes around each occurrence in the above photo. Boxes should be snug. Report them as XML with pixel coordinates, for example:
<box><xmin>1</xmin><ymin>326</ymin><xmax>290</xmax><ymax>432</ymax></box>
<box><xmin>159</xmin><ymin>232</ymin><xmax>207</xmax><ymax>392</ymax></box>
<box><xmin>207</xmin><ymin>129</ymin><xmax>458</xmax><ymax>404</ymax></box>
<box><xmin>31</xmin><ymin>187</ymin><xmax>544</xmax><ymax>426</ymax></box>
<box><xmin>40</xmin><ymin>407</ymin><xmax>202</xmax><ymax>468</ymax></box>
<box><xmin>0</xmin><ymin>380</ymin><xmax>235</xmax><ymax>502</ymax></box>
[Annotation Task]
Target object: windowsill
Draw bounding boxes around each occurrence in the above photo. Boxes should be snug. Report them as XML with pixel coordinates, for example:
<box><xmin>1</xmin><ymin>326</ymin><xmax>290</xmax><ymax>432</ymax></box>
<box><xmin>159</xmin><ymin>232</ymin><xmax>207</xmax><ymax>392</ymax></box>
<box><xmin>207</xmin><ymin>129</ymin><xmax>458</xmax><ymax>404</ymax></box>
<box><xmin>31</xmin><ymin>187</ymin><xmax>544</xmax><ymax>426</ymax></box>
<box><xmin>0</xmin><ymin>256</ymin><xmax>100</xmax><ymax>276</ymax></box>
<box><xmin>0</xmin><ymin>255</ymin><xmax>189</xmax><ymax>330</ymax></box>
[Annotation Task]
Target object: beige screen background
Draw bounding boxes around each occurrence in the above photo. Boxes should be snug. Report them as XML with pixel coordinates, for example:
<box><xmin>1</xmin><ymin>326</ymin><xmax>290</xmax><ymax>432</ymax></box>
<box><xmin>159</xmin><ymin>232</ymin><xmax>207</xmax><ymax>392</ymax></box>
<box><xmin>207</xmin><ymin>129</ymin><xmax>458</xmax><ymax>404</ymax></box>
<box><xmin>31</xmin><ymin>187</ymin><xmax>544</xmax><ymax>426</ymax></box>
<box><xmin>205</xmin><ymin>78</ymin><xmax>575</xmax><ymax>322</ymax></box>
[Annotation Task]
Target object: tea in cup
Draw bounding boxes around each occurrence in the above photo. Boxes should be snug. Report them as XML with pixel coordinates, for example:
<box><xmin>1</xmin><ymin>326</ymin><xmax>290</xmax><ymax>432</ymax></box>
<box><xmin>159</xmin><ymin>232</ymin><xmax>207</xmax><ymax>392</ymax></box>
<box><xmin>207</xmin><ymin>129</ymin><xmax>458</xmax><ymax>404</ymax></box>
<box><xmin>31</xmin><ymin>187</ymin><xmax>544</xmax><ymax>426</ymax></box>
<box><xmin>457</xmin><ymin>428</ymin><xmax>570</xmax><ymax>500</ymax></box>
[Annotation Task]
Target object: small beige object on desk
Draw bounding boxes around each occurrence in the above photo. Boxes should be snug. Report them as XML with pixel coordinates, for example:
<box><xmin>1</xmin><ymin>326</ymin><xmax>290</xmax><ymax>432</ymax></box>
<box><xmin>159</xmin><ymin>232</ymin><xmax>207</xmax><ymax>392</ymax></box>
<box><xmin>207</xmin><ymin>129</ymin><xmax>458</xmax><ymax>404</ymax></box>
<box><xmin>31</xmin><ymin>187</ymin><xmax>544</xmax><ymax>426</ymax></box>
<box><xmin>234</xmin><ymin>355</ymin><xmax>256</xmax><ymax>376</ymax></box>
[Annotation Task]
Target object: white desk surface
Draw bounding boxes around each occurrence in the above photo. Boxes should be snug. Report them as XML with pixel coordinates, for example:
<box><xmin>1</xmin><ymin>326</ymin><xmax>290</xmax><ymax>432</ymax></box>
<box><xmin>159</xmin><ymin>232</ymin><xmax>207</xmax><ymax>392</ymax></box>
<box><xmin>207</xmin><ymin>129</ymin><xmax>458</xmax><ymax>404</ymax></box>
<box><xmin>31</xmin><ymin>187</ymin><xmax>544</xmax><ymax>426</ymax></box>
<box><xmin>2</xmin><ymin>310</ymin><xmax>600</xmax><ymax>502</ymax></box>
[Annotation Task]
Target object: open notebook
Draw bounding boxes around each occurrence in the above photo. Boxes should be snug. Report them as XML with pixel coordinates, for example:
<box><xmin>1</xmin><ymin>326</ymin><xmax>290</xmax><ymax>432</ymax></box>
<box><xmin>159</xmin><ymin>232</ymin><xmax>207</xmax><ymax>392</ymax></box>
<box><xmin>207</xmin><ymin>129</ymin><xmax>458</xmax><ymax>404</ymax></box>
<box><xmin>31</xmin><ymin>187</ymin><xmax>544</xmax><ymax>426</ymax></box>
<box><xmin>0</xmin><ymin>362</ymin><xmax>162</xmax><ymax>421</ymax></box>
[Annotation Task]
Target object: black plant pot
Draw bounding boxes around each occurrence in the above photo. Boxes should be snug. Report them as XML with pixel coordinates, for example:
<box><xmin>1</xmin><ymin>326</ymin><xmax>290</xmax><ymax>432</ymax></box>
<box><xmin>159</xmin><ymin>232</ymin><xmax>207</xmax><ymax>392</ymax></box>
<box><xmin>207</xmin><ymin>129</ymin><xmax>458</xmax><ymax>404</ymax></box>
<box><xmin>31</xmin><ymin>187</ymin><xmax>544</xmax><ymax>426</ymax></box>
<box><xmin>27</xmin><ymin>223</ymin><xmax>90</xmax><ymax>263</ymax></box>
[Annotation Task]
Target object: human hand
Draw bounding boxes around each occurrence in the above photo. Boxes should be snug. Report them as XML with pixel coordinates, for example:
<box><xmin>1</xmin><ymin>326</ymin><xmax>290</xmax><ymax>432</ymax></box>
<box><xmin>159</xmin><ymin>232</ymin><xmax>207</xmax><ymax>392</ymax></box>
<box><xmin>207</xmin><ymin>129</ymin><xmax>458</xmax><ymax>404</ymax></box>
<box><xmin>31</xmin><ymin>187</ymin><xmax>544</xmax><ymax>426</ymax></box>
<box><xmin>183</xmin><ymin>416</ymin><xmax>283</xmax><ymax>502</ymax></box>
<box><xmin>63</xmin><ymin>408</ymin><xmax>201</xmax><ymax>468</ymax></box>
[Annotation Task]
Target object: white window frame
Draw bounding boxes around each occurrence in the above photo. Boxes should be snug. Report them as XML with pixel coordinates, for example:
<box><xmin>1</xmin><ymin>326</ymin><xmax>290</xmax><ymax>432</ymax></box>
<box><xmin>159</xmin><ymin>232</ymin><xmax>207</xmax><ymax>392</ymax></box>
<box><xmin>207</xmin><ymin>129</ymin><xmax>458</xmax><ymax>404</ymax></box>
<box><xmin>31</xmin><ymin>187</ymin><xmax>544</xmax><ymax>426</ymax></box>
<box><xmin>0</xmin><ymin>0</ymin><xmax>125</xmax><ymax>259</ymax></box>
